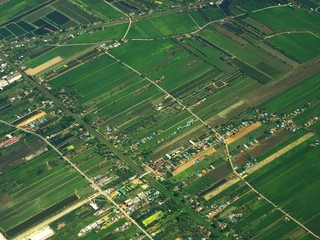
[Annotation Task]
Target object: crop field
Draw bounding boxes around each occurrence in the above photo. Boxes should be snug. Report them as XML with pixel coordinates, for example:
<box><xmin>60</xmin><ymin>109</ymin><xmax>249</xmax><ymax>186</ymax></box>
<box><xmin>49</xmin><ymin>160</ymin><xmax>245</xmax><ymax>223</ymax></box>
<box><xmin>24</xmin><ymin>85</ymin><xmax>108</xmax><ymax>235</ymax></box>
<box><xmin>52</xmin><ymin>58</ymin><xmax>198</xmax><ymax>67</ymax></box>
<box><xmin>191</xmin><ymin>76</ymin><xmax>261</xmax><ymax>121</ymax></box>
<box><xmin>50</xmin><ymin>54</ymin><xmax>143</xmax><ymax>106</ymax></box>
<box><xmin>111</xmin><ymin>39</ymin><xmax>219</xmax><ymax>94</ymax></box>
<box><xmin>25</xmin><ymin>45</ymin><xmax>92</xmax><ymax>68</ymax></box>
<box><xmin>0</xmin><ymin>149</ymin><xmax>89</xmax><ymax>235</ymax></box>
<box><xmin>1</xmin><ymin>1</ymin><xmax>320</xmax><ymax>238</ymax></box>
<box><xmin>198</xmin><ymin>26</ymin><xmax>291</xmax><ymax>79</ymax></box>
<box><xmin>78</xmin><ymin>0</ymin><xmax>124</xmax><ymax>20</ymax></box>
<box><xmin>261</xmin><ymin>72</ymin><xmax>320</xmax><ymax>114</ymax></box>
<box><xmin>246</xmin><ymin>135</ymin><xmax>320</xmax><ymax>235</ymax></box>
<box><xmin>251</xmin><ymin>7</ymin><xmax>320</xmax><ymax>34</ymax></box>
<box><xmin>70</xmin><ymin>23</ymin><xmax>129</xmax><ymax>43</ymax></box>
<box><xmin>189</xmin><ymin>7</ymin><xmax>224</xmax><ymax>26</ymax></box>
<box><xmin>0</xmin><ymin>0</ymin><xmax>43</xmax><ymax>24</ymax></box>
<box><xmin>206</xmin><ymin>129</ymin><xmax>319</xmax><ymax>238</ymax></box>
<box><xmin>199</xmin><ymin>27</ymin><xmax>243</xmax><ymax>53</ymax></box>
<box><xmin>0</xmin><ymin>0</ymin><xmax>100</xmax><ymax>40</ymax></box>
<box><xmin>266</xmin><ymin>33</ymin><xmax>320</xmax><ymax>62</ymax></box>
<box><xmin>171</xmin><ymin>153</ymin><xmax>224</xmax><ymax>183</ymax></box>
<box><xmin>127</xmin><ymin>13</ymin><xmax>198</xmax><ymax>38</ymax></box>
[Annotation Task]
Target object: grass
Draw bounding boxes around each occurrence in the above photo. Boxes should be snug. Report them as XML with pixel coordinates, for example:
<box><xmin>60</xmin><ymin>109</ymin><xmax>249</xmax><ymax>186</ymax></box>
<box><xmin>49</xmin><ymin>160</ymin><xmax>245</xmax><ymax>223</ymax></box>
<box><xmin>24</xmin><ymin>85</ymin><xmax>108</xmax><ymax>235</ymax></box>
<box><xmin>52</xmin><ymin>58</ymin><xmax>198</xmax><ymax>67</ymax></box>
<box><xmin>70</xmin><ymin>23</ymin><xmax>128</xmax><ymax>43</ymax></box>
<box><xmin>127</xmin><ymin>13</ymin><xmax>198</xmax><ymax>38</ymax></box>
<box><xmin>25</xmin><ymin>45</ymin><xmax>92</xmax><ymax>68</ymax></box>
<box><xmin>267</xmin><ymin>33</ymin><xmax>320</xmax><ymax>62</ymax></box>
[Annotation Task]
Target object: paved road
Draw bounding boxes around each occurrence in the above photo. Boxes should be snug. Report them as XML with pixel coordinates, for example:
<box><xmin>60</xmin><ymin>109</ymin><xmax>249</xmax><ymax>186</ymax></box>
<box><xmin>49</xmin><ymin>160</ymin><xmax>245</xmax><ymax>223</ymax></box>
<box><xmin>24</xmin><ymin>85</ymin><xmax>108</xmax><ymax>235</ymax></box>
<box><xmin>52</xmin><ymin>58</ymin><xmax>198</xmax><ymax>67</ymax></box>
<box><xmin>12</xmin><ymin>193</ymin><xmax>100</xmax><ymax>240</ymax></box>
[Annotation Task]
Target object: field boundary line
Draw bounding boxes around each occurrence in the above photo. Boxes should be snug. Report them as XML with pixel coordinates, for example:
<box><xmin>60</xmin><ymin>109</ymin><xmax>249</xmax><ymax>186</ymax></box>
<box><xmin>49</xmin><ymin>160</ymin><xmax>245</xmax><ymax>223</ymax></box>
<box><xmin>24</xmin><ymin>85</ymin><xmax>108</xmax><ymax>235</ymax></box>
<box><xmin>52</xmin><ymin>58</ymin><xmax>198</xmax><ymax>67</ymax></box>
<box><xmin>103</xmin><ymin>0</ymin><xmax>131</xmax><ymax>40</ymax></box>
<box><xmin>246</xmin><ymin>132</ymin><xmax>315</xmax><ymax>175</ymax></box>
<box><xmin>187</xmin><ymin>12</ymin><xmax>201</xmax><ymax>29</ymax></box>
<box><xmin>265</xmin><ymin>30</ymin><xmax>320</xmax><ymax>39</ymax></box>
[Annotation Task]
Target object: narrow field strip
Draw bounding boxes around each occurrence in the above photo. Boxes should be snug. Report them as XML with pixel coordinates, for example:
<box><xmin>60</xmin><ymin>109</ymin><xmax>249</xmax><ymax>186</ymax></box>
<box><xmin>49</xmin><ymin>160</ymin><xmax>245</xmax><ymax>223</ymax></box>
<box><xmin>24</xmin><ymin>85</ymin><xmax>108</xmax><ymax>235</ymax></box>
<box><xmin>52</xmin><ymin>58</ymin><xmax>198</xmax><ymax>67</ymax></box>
<box><xmin>25</xmin><ymin>57</ymin><xmax>63</xmax><ymax>75</ymax></box>
<box><xmin>203</xmin><ymin>132</ymin><xmax>314</xmax><ymax>201</ymax></box>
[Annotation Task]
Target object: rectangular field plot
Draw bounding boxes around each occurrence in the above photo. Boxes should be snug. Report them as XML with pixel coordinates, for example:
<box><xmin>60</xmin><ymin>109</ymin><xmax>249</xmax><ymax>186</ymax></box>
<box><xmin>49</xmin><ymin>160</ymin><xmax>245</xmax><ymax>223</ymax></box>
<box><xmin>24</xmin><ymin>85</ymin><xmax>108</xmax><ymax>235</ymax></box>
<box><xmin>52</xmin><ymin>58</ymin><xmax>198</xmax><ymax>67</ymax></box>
<box><xmin>235</xmin><ymin>44</ymin><xmax>291</xmax><ymax>78</ymax></box>
<box><xmin>0</xmin><ymin>28</ymin><xmax>13</xmax><ymax>39</ymax></box>
<box><xmin>51</xmin><ymin>0</ymin><xmax>97</xmax><ymax>24</ymax></box>
<box><xmin>261</xmin><ymin>72</ymin><xmax>320</xmax><ymax>114</ymax></box>
<box><xmin>191</xmin><ymin>76</ymin><xmax>261</xmax><ymax>121</ymax></box>
<box><xmin>50</xmin><ymin>54</ymin><xmax>145</xmax><ymax>107</ymax></box>
<box><xmin>0</xmin><ymin>134</ymin><xmax>46</xmax><ymax>172</ymax></box>
<box><xmin>25</xmin><ymin>45</ymin><xmax>92</xmax><ymax>68</ymax></box>
<box><xmin>198</xmin><ymin>27</ymin><xmax>243</xmax><ymax>53</ymax></box>
<box><xmin>126</xmin><ymin>13</ymin><xmax>198</xmax><ymax>38</ymax></box>
<box><xmin>16</xmin><ymin>21</ymin><xmax>35</xmax><ymax>32</ymax></box>
<box><xmin>45</xmin><ymin>10</ymin><xmax>70</xmax><ymax>25</ymax></box>
<box><xmin>5</xmin><ymin>23</ymin><xmax>26</xmax><ymax>36</ymax></box>
<box><xmin>266</xmin><ymin>33</ymin><xmax>320</xmax><ymax>62</ymax></box>
<box><xmin>70</xmin><ymin>23</ymin><xmax>128</xmax><ymax>43</ymax></box>
<box><xmin>111</xmin><ymin>39</ymin><xmax>219</xmax><ymax>96</ymax></box>
<box><xmin>0</xmin><ymin>0</ymin><xmax>43</xmax><ymax>24</ymax></box>
<box><xmin>78</xmin><ymin>0</ymin><xmax>124</xmax><ymax>19</ymax></box>
<box><xmin>251</xmin><ymin>7</ymin><xmax>320</xmax><ymax>34</ymax></box>
<box><xmin>0</xmin><ymin>149</ymin><xmax>89</xmax><ymax>234</ymax></box>
<box><xmin>189</xmin><ymin>7</ymin><xmax>224</xmax><ymax>26</ymax></box>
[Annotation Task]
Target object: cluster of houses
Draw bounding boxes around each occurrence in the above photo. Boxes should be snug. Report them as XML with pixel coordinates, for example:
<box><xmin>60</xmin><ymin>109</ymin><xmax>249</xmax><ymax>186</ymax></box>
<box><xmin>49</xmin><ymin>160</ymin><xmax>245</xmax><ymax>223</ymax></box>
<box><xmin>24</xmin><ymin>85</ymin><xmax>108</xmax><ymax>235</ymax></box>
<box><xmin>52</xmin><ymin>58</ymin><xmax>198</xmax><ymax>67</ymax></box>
<box><xmin>0</xmin><ymin>134</ymin><xmax>20</xmax><ymax>149</ymax></box>
<box><xmin>0</xmin><ymin>70</ymin><xmax>22</xmax><ymax>90</ymax></box>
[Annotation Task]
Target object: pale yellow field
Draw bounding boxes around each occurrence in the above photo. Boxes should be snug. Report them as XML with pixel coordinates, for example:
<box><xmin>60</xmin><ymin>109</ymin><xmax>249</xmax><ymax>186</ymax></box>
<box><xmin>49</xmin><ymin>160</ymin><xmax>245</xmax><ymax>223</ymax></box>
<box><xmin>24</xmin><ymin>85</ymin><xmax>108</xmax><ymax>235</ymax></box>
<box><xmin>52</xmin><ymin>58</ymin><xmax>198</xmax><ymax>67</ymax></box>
<box><xmin>25</xmin><ymin>56</ymin><xmax>63</xmax><ymax>75</ymax></box>
<box><xmin>226</xmin><ymin>122</ymin><xmax>262</xmax><ymax>144</ymax></box>
<box><xmin>173</xmin><ymin>146</ymin><xmax>216</xmax><ymax>176</ymax></box>
<box><xmin>16</xmin><ymin>111</ymin><xmax>47</xmax><ymax>127</ymax></box>
<box><xmin>204</xmin><ymin>132</ymin><xmax>315</xmax><ymax>201</ymax></box>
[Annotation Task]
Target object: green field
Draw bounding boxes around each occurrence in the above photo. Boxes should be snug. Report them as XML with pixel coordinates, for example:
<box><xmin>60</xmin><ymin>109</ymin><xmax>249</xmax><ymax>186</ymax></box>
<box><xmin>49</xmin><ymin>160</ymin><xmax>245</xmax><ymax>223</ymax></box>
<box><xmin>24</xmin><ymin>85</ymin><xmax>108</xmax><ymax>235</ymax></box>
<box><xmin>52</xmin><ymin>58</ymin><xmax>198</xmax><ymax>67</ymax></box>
<box><xmin>0</xmin><ymin>0</ymin><xmax>43</xmax><ymax>24</ymax></box>
<box><xmin>111</xmin><ymin>39</ymin><xmax>216</xmax><ymax>94</ymax></box>
<box><xmin>247</xmin><ymin>136</ymin><xmax>320</xmax><ymax>234</ymax></box>
<box><xmin>252</xmin><ymin>7</ymin><xmax>320</xmax><ymax>34</ymax></box>
<box><xmin>25</xmin><ymin>45</ymin><xmax>92</xmax><ymax>68</ymax></box>
<box><xmin>70</xmin><ymin>23</ymin><xmax>128</xmax><ymax>43</ymax></box>
<box><xmin>262</xmin><ymin>72</ymin><xmax>320</xmax><ymax>113</ymax></box>
<box><xmin>78</xmin><ymin>0</ymin><xmax>124</xmax><ymax>19</ymax></box>
<box><xmin>267</xmin><ymin>33</ymin><xmax>320</xmax><ymax>62</ymax></box>
<box><xmin>127</xmin><ymin>13</ymin><xmax>198</xmax><ymax>38</ymax></box>
<box><xmin>0</xmin><ymin>150</ymin><xmax>88</xmax><ymax>231</ymax></box>
<box><xmin>199</xmin><ymin>27</ymin><xmax>243</xmax><ymax>53</ymax></box>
